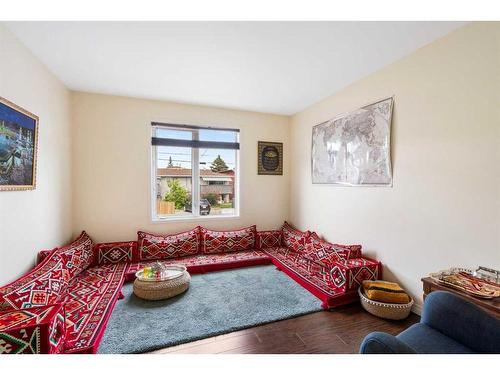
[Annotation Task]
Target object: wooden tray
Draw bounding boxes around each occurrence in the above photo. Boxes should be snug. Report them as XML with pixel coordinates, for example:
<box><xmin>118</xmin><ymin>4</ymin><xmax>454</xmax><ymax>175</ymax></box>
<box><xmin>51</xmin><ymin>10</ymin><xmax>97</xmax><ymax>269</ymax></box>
<box><xmin>430</xmin><ymin>269</ymin><xmax>500</xmax><ymax>299</ymax></box>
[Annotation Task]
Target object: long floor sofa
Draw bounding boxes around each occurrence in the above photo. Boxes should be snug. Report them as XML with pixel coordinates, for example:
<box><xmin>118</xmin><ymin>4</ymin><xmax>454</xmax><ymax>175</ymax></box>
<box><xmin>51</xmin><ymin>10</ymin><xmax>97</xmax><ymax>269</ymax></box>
<box><xmin>0</xmin><ymin>222</ymin><xmax>381</xmax><ymax>354</ymax></box>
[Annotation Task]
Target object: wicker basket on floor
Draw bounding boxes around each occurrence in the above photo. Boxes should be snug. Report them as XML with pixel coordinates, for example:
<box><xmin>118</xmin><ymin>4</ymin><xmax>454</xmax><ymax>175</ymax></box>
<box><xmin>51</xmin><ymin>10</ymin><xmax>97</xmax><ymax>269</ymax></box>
<box><xmin>134</xmin><ymin>272</ymin><xmax>191</xmax><ymax>301</ymax></box>
<box><xmin>358</xmin><ymin>287</ymin><xmax>413</xmax><ymax>320</ymax></box>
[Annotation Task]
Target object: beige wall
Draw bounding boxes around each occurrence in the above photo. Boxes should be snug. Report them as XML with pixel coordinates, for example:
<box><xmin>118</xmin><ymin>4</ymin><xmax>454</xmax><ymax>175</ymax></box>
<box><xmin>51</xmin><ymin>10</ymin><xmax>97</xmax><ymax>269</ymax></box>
<box><xmin>0</xmin><ymin>25</ymin><xmax>72</xmax><ymax>284</ymax></box>
<box><xmin>71</xmin><ymin>92</ymin><xmax>290</xmax><ymax>242</ymax></box>
<box><xmin>289</xmin><ymin>22</ymin><xmax>500</xmax><ymax>312</ymax></box>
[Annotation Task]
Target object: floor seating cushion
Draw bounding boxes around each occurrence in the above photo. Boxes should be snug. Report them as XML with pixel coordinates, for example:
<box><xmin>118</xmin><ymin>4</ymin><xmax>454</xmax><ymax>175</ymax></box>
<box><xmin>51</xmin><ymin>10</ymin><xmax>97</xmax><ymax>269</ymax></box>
<box><xmin>125</xmin><ymin>250</ymin><xmax>271</xmax><ymax>281</ymax></box>
<box><xmin>200</xmin><ymin>225</ymin><xmax>256</xmax><ymax>254</ymax></box>
<box><xmin>0</xmin><ymin>304</ymin><xmax>66</xmax><ymax>354</ymax></box>
<box><xmin>62</xmin><ymin>263</ymin><xmax>127</xmax><ymax>353</ymax></box>
<box><xmin>137</xmin><ymin>227</ymin><xmax>200</xmax><ymax>260</ymax></box>
<box><xmin>262</xmin><ymin>223</ymin><xmax>381</xmax><ymax>309</ymax></box>
<box><xmin>0</xmin><ymin>222</ymin><xmax>381</xmax><ymax>354</ymax></box>
<box><xmin>0</xmin><ymin>232</ymin><xmax>127</xmax><ymax>354</ymax></box>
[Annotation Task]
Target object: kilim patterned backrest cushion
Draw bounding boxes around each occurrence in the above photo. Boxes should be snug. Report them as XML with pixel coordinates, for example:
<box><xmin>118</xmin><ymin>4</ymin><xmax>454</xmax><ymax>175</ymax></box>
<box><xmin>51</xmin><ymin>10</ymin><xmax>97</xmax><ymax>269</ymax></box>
<box><xmin>200</xmin><ymin>225</ymin><xmax>256</xmax><ymax>254</ymax></box>
<box><xmin>137</xmin><ymin>227</ymin><xmax>200</xmax><ymax>261</ymax></box>
<box><xmin>302</xmin><ymin>237</ymin><xmax>362</xmax><ymax>265</ymax></box>
<box><xmin>256</xmin><ymin>230</ymin><xmax>282</xmax><ymax>249</ymax></box>
<box><xmin>281</xmin><ymin>222</ymin><xmax>310</xmax><ymax>253</ymax></box>
<box><xmin>37</xmin><ymin>248</ymin><xmax>58</xmax><ymax>265</ymax></box>
<box><xmin>93</xmin><ymin>241</ymin><xmax>137</xmax><ymax>265</ymax></box>
<box><xmin>332</xmin><ymin>243</ymin><xmax>362</xmax><ymax>259</ymax></box>
<box><xmin>0</xmin><ymin>251</ymin><xmax>71</xmax><ymax>311</ymax></box>
<box><xmin>55</xmin><ymin>231</ymin><xmax>94</xmax><ymax>279</ymax></box>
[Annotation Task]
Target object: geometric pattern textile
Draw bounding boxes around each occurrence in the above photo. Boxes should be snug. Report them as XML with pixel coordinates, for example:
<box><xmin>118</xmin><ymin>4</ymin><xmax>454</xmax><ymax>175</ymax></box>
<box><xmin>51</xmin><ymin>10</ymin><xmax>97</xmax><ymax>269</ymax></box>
<box><xmin>264</xmin><ymin>247</ymin><xmax>344</xmax><ymax>296</ymax></box>
<box><xmin>62</xmin><ymin>263</ymin><xmax>127</xmax><ymax>354</ymax></box>
<box><xmin>302</xmin><ymin>237</ymin><xmax>363</xmax><ymax>268</ymax></box>
<box><xmin>302</xmin><ymin>237</ymin><xmax>348</xmax><ymax>264</ymax></box>
<box><xmin>0</xmin><ymin>304</ymin><xmax>65</xmax><ymax>354</ymax></box>
<box><xmin>265</xmin><ymin>247</ymin><xmax>381</xmax><ymax>294</ymax></box>
<box><xmin>138</xmin><ymin>228</ymin><xmax>200</xmax><ymax>261</ymax></box>
<box><xmin>55</xmin><ymin>231</ymin><xmax>94</xmax><ymax>279</ymax></box>
<box><xmin>36</xmin><ymin>248</ymin><xmax>57</xmax><ymax>265</ymax></box>
<box><xmin>200</xmin><ymin>225</ymin><xmax>256</xmax><ymax>254</ymax></box>
<box><xmin>308</xmin><ymin>233</ymin><xmax>362</xmax><ymax>259</ymax></box>
<box><xmin>281</xmin><ymin>222</ymin><xmax>309</xmax><ymax>253</ymax></box>
<box><xmin>93</xmin><ymin>242</ymin><xmax>137</xmax><ymax>265</ymax></box>
<box><xmin>0</xmin><ymin>251</ymin><xmax>71</xmax><ymax>312</ymax></box>
<box><xmin>330</xmin><ymin>258</ymin><xmax>381</xmax><ymax>290</ymax></box>
<box><xmin>256</xmin><ymin>230</ymin><xmax>282</xmax><ymax>249</ymax></box>
<box><xmin>125</xmin><ymin>250</ymin><xmax>271</xmax><ymax>279</ymax></box>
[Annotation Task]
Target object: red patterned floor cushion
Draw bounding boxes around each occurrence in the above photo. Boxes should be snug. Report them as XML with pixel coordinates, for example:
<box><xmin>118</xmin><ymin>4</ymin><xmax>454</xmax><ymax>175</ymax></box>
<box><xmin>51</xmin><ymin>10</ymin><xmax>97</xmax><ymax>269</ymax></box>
<box><xmin>328</xmin><ymin>257</ymin><xmax>381</xmax><ymax>292</ymax></box>
<box><xmin>302</xmin><ymin>237</ymin><xmax>362</xmax><ymax>266</ymax></box>
<box><xmin>281</xmin><ymin>222</ymin><xmax>310</xmax><ymax>253</ymax></box>
<box><xmin>93</xmin><ymin>241</ymin><xmax>137</xmax><ymax>265</ymax></box>
<box><xmin>0</xmin><ymin>304</ymin><xmax>66</xmax><ymax>354</ymax></box>
<box><xmin>265</xmin><ymin>247</ymin><xmax>381</xmax><ymax>295</ymax></box>
<box><xmin>63</xmin><ymin>263</ymin><xmax>127</xmax><ymax>354</ymax></box>
<box><xmin>333</xmin><ymin>243</ymin><xmax>362</xmax><ymax>259</ymax></box>
<box><xmin>37</xmin><ymin>248</ymin><xmax>57</xmax><ymax>265</ymax></box>
<box><xmin>256</xmin><ymin>230</ymin><xmax>282</xmax><ymax>249</ymax></box>
<box><xmin>137</xmin><ymin>228</ymin><xmax>200</xmax><ymax>261</ymax></box>
<box><xmin>200</xmin><ymin>225</ymin><xmax>256</xmax><ymax>254</ymax></box>
<box><xmin>265</xmin><ymin>247</ymin><xmax>343</xmax><ymax>296</ymax></box>
<box><xmin>0</xmin><ymin>252</ymin><xmax>72</xmax><ymax>312</ymax></box>
<box><xmin>125</xmin><ymin>250</ymin><xmax>270</xmax><ymax>279</ymax></box>
<box><xmin>56</xmin><ymin>231</ymin><xmax>94</xmax><ymax>279</ymax></box>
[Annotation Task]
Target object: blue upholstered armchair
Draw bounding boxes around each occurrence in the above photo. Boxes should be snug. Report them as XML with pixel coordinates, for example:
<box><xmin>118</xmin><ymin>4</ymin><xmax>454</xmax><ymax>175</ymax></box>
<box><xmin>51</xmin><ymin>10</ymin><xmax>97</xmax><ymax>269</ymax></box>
<box><xmin>360</xmin><ymin>291</ymin><xmax>500</xmax><ymax>354</ymax></box>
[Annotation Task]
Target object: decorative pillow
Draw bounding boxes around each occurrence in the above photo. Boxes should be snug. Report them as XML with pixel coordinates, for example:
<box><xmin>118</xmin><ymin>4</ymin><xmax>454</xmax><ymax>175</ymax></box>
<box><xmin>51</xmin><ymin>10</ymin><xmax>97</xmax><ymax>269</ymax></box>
<box><xmin>138</xmin><ymin>228</ymin><xmax>200</xmax><ymax>261</ymax></box>
<box><xmin>281</xmin><ymin>222</ymin><xmax>310</xmax><ymax>253</ymax></box>
<box><xmin>56</xmin><ymin>231</ymin><xmax>94</xmax><ymax>279</ymax></box>
<box><xmin>93</xmin><ymin>241</ymin><xmax>137</xmax><ymax>265</ymax></box>
<box><xmin>302</xmin><ymin>237</ymin><xmax>362</xmax><ymax>265</ymax></box>
<box><xmin>333</xmin><ymin>243</ymin><xmax>362</xmax><ymax>259</ymax></box>
<box><xmin>201</xmin><ymin>225</ymin><xmax>256</xmax><ymax>254</ymax></box>
<box><xmin>303</xmin><ymin>238</ymin><xmax>344</xmax><ymax>265</ymax></box>
<box><xmin>0</xmin><ymin>251</ymin><xmax>71</xmax><ymax>311</ymax></box>
<box><xmin>256</xmin><ymin>230</ymin><xmax>282</xmax><ymax>249</ymax></box>
<box><xmin>37</xmin><ymin>247</ymin><xmax>58</xmax><ymax>265</ymax></box>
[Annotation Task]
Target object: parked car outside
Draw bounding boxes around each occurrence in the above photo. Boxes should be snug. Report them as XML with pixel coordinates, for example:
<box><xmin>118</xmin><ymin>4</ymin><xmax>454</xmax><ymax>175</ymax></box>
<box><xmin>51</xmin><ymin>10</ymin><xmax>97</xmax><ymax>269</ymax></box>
<box><xmin>184</xmin><ymin>198</ymin><xmax>211</xmax><ymax>215</ymax></box>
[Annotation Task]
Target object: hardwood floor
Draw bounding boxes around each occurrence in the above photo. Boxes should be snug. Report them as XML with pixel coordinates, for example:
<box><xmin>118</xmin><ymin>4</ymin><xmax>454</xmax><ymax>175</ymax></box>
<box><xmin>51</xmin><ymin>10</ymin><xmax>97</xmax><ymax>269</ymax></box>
<box><xmin>151</xmin><ymin>303</ymin><xmax>420</xmax><ymax>354</ymax></box>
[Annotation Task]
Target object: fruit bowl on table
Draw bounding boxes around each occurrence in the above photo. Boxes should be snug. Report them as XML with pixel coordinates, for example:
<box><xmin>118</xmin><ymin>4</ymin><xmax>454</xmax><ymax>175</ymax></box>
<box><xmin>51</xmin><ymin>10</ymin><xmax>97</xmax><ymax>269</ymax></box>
<box><xmin>135</xmin><ymin>264</ymin><xmax>187</xmax><ymax>282</ymax></box>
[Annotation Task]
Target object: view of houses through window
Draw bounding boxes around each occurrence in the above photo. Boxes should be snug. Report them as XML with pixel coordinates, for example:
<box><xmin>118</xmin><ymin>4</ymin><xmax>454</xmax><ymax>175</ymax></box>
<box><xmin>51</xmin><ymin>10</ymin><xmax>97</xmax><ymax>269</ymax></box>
<box><xmin>152</xmin><ymin>125</ymin><xmax>238</xmax><ymax>219</ymax></box>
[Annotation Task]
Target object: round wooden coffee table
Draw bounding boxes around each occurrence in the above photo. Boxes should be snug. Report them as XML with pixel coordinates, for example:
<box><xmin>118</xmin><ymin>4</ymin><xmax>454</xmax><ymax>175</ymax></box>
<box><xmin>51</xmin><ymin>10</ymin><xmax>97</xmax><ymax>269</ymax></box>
<box><xmin>133</xmin><ymin>265</ymin><xmax>191</xmax><ymax>301</ymax></box>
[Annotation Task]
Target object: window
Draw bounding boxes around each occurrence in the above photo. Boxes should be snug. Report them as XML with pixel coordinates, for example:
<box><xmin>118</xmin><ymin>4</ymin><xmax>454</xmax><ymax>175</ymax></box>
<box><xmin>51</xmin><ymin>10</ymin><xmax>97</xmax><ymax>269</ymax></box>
<box><xmin>151</xmin><ymin>123</ymin><xmax>239</xmax><ymax>220</ymax></box>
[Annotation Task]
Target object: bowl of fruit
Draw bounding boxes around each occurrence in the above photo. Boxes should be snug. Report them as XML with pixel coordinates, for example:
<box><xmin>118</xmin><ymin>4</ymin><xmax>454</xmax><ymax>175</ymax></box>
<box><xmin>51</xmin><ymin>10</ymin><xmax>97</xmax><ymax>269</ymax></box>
<box><xmin>135</xmin><ymin>262</ymin><xmax>186</xmax><ymax>282</ymax></box>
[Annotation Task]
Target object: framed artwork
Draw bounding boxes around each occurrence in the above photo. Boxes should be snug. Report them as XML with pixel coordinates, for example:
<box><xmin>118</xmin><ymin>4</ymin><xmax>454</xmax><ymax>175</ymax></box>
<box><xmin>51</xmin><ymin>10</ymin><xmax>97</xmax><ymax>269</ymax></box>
<box><xmin>311</xmin><ymin>97</ymin><xmax>393</xmax><ymax>186</ymax></box>
<box><xmin>0</xmin><ymin>96</ymin><xmax>39</xmax><ymax>191</ymax></box>
<box><xmin>258</xmin><ymin>141</ymin><xmax>283</xmax><ymax>175</ymax></box>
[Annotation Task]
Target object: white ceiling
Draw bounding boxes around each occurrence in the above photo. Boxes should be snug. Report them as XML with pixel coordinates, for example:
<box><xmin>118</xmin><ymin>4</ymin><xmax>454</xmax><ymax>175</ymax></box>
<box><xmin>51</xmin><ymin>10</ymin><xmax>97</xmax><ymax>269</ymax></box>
<box><xmin>5</xmin><ymin>22</ymin><xmax>464</xmax><ymax>115</ymax></box>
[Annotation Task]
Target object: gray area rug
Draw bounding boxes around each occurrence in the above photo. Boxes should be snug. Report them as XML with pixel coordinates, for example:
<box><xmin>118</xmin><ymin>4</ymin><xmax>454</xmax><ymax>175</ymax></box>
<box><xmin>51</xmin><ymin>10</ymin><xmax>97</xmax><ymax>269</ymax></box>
<box><xmin>98</xmin><ymin>265</ymin><xmax>322</xmax><ymax>353</ymax></box>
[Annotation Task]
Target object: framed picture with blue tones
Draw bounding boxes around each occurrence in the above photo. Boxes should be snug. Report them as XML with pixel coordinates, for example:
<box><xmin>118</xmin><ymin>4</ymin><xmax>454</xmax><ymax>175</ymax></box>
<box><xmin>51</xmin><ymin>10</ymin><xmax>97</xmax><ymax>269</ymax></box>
<box><xmin>0</xmin><ymin>96</ymin><xmax>39</xmax><ymax>191</ymax></box>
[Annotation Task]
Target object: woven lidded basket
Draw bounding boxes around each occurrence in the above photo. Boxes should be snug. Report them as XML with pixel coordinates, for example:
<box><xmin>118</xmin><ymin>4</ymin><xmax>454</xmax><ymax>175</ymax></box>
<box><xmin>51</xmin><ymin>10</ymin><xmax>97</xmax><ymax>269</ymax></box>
<box><xmin>358</xmin><ymin>287</ymin><xmax>414</xmax><ymax>320</ymax></box>
<box><xmin>134</xmin><ymin>272</ymin><xmax>191</xmax><ymax>301</ymax></box>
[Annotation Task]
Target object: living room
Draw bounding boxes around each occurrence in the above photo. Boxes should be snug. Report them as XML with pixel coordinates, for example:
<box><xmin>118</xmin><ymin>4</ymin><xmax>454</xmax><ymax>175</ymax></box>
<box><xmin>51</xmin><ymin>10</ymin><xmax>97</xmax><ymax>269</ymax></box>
<box><xmin>1</xmin><ymin>1</ymin><xmax>499</xmax><ymax>373</ymax></box>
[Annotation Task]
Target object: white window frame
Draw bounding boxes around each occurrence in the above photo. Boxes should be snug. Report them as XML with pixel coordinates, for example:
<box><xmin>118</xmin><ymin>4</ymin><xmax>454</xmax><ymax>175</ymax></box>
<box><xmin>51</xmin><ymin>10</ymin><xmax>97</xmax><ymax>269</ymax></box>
<box><xmin>150</xmin><ymin>123</ymin><xmax>240</xmax><ymax>222</ymax></box>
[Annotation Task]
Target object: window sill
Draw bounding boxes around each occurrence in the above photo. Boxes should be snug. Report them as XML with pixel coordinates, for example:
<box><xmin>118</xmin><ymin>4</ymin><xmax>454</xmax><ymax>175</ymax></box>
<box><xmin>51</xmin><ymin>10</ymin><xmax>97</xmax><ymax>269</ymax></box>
<box><xmin>151</xmin><ymin>214</ymin><xmax>240</xmax><ymax>224</ymax></box>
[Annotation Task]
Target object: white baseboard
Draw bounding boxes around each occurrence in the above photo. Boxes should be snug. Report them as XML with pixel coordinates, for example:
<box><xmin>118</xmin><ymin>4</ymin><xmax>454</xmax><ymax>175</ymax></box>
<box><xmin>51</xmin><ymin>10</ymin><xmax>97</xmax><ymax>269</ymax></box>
<box><xmin>411</xmin><ymin>303</ymin><xmax>422</xmax><ymax>316</ymax></box>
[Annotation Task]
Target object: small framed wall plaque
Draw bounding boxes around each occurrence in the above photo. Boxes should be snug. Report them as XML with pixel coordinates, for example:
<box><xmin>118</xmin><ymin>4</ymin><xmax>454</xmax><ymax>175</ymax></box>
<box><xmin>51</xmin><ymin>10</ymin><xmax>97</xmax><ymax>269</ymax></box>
<box><xmin>0</xmin><ymin>97</ymin><xmax>39</xmax><ymax>191</ymax></box>
<box><xmin>258</xmin><ymin>141</ymin><xmax>283</xmax><ymax>175</ymax></box>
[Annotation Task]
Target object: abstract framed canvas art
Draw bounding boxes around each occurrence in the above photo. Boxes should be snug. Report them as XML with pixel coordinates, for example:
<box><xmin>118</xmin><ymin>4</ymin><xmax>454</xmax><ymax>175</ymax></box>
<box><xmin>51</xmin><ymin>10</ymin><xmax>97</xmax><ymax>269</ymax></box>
<box><xmin>311</xmin><ymin>97</ymin><xmax>393</xmax><ymax>186</ymax></box>
<box><xmin>258</xmin><ymin>141</ymin><xmax>283</xmax><ymax>175</ymax></box>
<box><xmin>0</xmin><ymin>97</ymin><xmax>39</xmax><ymax>191</ymax></box>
